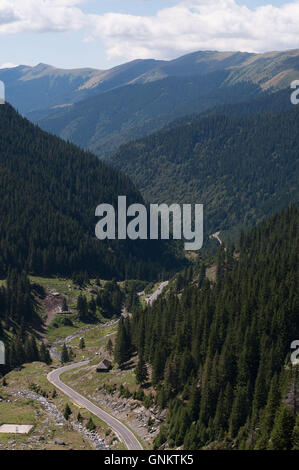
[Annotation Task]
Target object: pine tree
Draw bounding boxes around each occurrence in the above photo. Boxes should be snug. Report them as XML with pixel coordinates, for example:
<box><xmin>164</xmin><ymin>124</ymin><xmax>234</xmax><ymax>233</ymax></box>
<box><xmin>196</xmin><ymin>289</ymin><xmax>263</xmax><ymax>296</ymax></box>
<box><xmin>64</xmin><ymin>403</ymin><xmax>72</xmax><ymax>421</ymax></box>
<box><xmin>229</xmin><ymin>384</ymin><xmax>250</xmax><ymax>437</ymax></box>
<box><xmin>292</xmin><ymin>412</ymin><xmax>299</xmax><ymax>450</ymax></box>
<box><xmin>135</xmin><ymin>355</ymin><xmax>148</xmax><ymax>385</ymax></box>
<box><xmin>62</xmin><ymin>297</ymin><xmax>68</xmax><ymax>312</ymax></box>
<box><xmin>152</xmin><ymin>348</ymin><xmax>166</xmax><ymax>386</ymax></box>
<box><xmin>114</xmin><ymin>319</ymin><xmax>131</xmax><ymax>368</ymax></box>
<box><xmin>269</xmin><ymin>406</ymin><xmax>295</xmax><ymax>450</ymax></box>
<box><xmin>61</xmin><ymin>344</ymin><xmax>69</xmax><ymax>364</ymax></box>
<box><xmin>68</xmin><ymin>347</ymin><xmax>75</xmax><ymax>361</ymax></box>
<box><xmin>79</xmin><ymin>338</ymin><xmax>85</xmax><ymax>350</ymax></box>
<box><xmin>39</xmin><ymin>343</ymin><xmax>52</xmax><ymax>364</ymax></box>
<box><xmin>86</xmin><ymin>417</ymin><xmax>96</xmax><ymax>431</ymax></box>
<box><xmin>106</xmin><ymin>338</ymin><xmax>113</xmax><ymax>356</ymax></box>
<box><xmin>164</xmin><ymin>358</ymin><xmax>179</xmax><ymax>394</ymax></box>
<box><xmin>254</xmin><ymin>374</ymin><xmax>280</xmax><ymax>449</ymax></box>
<box><xmin>25</xmin><ymin>336</ymin><xmax>39</xmax><ymax>363</ymax></box>
<box><xmin>189</xmin><ymin>383</ymin><xmax>201</xmax><ymax>422</ymax></box>
<box><xmin>76</xmin><ymin>294</ymin><xmax>88</xmax><ymax>322</ymax></box>
<box><xmin>15</xmin><ymin>336</ymin><xmax>25</xmax><ymax>365</ymax></box>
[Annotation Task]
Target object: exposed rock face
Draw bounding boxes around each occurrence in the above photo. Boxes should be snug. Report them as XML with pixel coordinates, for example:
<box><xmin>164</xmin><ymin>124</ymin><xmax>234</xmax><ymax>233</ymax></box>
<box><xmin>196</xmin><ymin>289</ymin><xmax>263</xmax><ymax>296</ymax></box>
<box><xmin>89</xmin><ymin>387</ymin><xmax>167</xmax><ymax>445</ymax></box>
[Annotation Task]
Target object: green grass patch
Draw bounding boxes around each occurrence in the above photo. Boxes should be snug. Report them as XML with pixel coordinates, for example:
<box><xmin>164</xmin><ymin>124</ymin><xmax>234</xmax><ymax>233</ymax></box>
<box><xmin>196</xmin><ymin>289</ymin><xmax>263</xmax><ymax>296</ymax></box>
<box><xmin>46</xmin><ymin>313</ymin><xmax>103</xmax><ymax>344</ymax></box>
<box><xmin>0</xmin><ymin>400</ymin><xmax>36</xmax><ymax>425</ymax></box>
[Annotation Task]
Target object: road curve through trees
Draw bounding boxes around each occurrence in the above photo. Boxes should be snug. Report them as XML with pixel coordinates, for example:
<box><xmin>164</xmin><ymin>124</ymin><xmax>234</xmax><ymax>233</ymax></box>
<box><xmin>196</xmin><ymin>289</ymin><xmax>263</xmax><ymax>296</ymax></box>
<box><xmin>146</xmin><ymin>281</ymin><xmax>169</xmax><ymax>306</ymax></box>
<box><xmin>47</xmin><ymin>361</ymin><xmax>143</xmax><ymax>450</ymax></box>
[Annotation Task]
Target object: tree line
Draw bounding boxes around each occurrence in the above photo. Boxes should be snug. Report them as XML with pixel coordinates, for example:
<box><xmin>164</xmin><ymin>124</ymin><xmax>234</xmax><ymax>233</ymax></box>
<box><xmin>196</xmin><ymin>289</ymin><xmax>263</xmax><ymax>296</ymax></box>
<box><xmin>0</xmin><ymin>270</ymin><xmax>51</xmax><ymax>376</ymax></box>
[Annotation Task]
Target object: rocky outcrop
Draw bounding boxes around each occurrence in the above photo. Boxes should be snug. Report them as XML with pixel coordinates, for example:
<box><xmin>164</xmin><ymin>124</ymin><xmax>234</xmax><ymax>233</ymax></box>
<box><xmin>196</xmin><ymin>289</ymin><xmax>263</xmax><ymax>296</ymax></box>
<box><xmin>89</xmin><ymin>387</ymin><xmax>167</xmax><ymax>444</ymax></box>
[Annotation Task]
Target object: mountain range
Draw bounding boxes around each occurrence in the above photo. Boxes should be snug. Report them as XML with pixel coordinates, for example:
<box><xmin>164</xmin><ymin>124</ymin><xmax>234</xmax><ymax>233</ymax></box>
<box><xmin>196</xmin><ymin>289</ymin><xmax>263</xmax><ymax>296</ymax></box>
<box><xmin>0</xmin><ymin>48</ymin><xmax>298</xmax><ymax>246</ymax></box>
<box><xmin>0</xmin><ymin>46</ymin><xmax>298</xmax><ymax>452</ymax></box>
<box><xmin>1</xmin><ymin>49</ymin><xmax>298</xmax><ymax>156</ymax></box>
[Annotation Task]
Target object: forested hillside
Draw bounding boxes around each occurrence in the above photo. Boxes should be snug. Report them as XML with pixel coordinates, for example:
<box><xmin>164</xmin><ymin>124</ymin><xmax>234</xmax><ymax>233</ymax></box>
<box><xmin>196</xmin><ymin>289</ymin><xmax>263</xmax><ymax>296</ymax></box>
<box><xmin>111</xmin><ymin>106</ymin><xmax>299</xmax><ymax>236</ymax></box>
<box><xmin>38</xmin><ymin>75</ymin><xmax>261</xmax><ymax>157</ymax></box>
<box><xmin>165</xmin><ymin>88</ymin><xmax>293</xmax><ymax>131</ymax></box>
<box><xmin>0</xmin><ymin>104</ymin><xmax>179</xmax><ymax>280</ymax></box>
<box><xmin>0</xmin><ymin>270</ymin><xmax>51</xmax><ymax>375</ymax></box>
<box><xmin>119</xmin><ymin>205</ymin><xmax>299</xmax><ymax>449</ymax></box>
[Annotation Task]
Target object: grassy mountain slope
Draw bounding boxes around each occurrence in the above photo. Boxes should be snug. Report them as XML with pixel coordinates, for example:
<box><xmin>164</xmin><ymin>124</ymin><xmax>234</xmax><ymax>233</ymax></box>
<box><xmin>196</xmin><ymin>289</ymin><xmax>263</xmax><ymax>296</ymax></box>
<box><xmin>38</xmin><ymin>74</ymin><xmax>261</xmax><ymax>157</ymax></box>
<box><xmin>2</xmin><ymin>49</ymin><xmax>298</xmax><ymax>117</ymax></box>
<box><xmin>110</xmin><ymin>104</ymin><xmax>299</xmax><ymax>237</ymax></box>
<box><xmin>0</xmin><ymin>60</ymin><xmax>164</xmax><ymax>118</ymax></box>
<box><xmin>134</xmin><ymin>49</ymin><xmax>299</xmax><ymax>90</ymax></box>
<box><xmin>0</xmin><ymin>104</ymin><xmax>179</xmax><ymax>280</ymax></box>
<box><xmin>0</xmin><ymin>63</ymin><xmax>100</xmax><ymax>115</ymax></box>
<box><xmin>36</xmin><ymin>49</ymin><xmax>299</xmax><ymax>157</ymax></box>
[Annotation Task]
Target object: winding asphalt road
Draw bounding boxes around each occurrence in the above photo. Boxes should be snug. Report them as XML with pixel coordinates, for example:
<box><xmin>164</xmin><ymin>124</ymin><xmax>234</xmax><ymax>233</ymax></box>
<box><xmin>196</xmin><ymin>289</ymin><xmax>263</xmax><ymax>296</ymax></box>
<box><xmin>146</xmin><ymin>281</ymin><xmax>169</xmax><ymax>306</ymax></box>
<box><xmin>47</xmin><ymin>283</ymin><xmax>170</xmax><ymax>449</ymax></box>
<box><xmin>210</xmin><ymin>231</ymin><xmax>223</xmax><ymax>246</ymax></box>
<box><xmin>47</xmin><ymin>362</ymin><xmax>143</xmax><ymax>450</ymax></box>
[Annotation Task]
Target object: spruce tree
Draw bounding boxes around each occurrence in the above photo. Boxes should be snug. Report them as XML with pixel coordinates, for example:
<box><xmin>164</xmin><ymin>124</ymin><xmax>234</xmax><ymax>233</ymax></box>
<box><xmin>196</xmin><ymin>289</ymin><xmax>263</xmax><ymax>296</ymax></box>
<box><xmin>61</xmin><ymin>344</ymin><xmax>69</xmax><ymax>364</ymax></box>
<box><xmin>106</xmin><ymin>338</ymin><xmax>113</xmax><ymax>356</ymax></box>
<box><xmin>62</xmin><ymin>298</ymin><xmax>68</xmax><ymax>312</ymax></box>
<box><xmin>135</xmin><ymin>355</ymin><xmax>148</xmax><ymax>385</ymax></box>
<box><xmin>269</xmin><ymin>406</ymin><xmax>295</xmax><ymax>450</ymax></box>
<box><xmin>76</xmin><ymin>294</ymin><xmax>88</xmax><ymax>322</ymax></box>
<box><xmin>86</xmin><ymin>417</ymin><xmax>96</xmax><ymax>431</ymax></box>
<box><xmin>114</xmin><ymin>319</ymin><xmax>131</xmax><ymax>368</ymax></box>
<box><xmin>292</xmin><ymin>412</ymin><xmax>299</xmax><ymax>450</ymax></box>
<box><xmin>64</xmin><ymin>403</ymin><xmax>72</xmax><ymax>421</ymax></box>
<box><xmin>39</xmin><ymin>343</ymin><xmax>52</xmax><ymax>365</ymax></box>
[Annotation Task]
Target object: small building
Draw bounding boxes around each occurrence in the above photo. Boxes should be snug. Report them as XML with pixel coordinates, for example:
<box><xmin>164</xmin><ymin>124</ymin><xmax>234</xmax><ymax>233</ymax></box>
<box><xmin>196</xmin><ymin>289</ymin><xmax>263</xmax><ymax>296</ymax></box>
<box><xmin>96</xmin><ymin>359</ymin><xmax>112</xmax><ymax>372</ymax></box>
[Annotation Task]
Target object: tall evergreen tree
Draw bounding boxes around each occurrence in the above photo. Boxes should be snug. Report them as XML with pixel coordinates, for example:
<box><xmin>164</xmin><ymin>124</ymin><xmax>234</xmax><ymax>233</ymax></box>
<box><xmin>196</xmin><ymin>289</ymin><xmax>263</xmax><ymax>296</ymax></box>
<box><xmin>135</xmin><ymin>355</ymin><xmax>148</xmax><ymax>385</ymax></box>
<box><xmin>269</xmin><ymin>406</ymin><xmax>295</xmax><ymax>450</ymax></box>
<box><xmin>61</xmin><ymin>344</ymin><xmax>69</xmax><ymax>364</ymax></box>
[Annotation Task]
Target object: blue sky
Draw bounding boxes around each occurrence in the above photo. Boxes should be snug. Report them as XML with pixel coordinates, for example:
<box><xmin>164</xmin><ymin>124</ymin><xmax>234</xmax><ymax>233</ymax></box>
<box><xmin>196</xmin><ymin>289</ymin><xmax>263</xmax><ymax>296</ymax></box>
<box><xmin>79</xmin><ymin>1</ymin><xmax>289</xmax><ymax>15</ymax></box>
<box><xmin>1</xmin><ymin>0</ymin><xmax>298</xmax><ymax>70</ymax></box>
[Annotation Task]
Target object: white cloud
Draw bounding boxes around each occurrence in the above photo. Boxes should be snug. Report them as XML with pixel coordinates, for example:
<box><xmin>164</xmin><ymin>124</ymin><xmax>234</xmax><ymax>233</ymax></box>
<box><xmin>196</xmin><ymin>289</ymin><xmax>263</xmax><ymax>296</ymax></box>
<box><xmin>0</xmin><ymin>62</ymin><xmax>18</xmax><ymax>68</ymax></box>
<box><xmin>0</xmin><ymin>0</ymin><xmax>87</xmax><ymax>34</ymax></box>
<box><xmin>0</xmin><ymin>0</ymin><xmax>299</xmax><ymax>61</ymax></box>
<box><xmin>87</xmin><ymin>0</ymin><xmax>299</xmax><ymax>60</ymax></box>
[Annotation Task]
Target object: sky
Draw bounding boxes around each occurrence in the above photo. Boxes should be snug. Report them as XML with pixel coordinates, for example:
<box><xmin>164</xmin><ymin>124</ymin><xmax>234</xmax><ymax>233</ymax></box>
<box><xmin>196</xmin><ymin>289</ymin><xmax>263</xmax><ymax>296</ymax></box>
<box><xmin>0</xmin><ymin>0</ymin><xmax>299</xmax><ymax>70</ymax></box>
